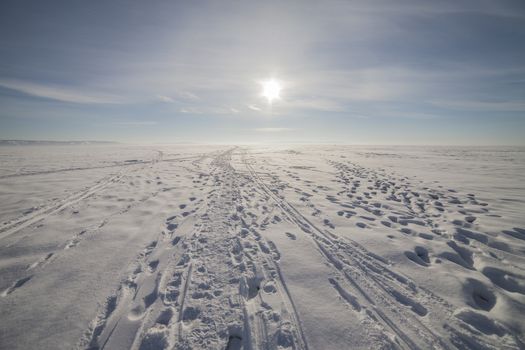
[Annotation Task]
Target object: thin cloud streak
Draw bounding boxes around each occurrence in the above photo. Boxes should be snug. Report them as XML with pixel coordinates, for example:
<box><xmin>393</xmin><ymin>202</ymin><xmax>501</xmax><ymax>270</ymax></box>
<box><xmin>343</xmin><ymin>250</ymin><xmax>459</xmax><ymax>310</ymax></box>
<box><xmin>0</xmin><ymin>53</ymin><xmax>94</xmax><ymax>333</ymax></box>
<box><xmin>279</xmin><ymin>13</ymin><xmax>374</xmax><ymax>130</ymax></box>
<box><xmin>0</xmin><ymin>79</ymin><xmax>124</xmax><ymax>104</ymax></box>
<box><xmin>429</xmin><ymin>99</ymin><xmax>525</xmax><ymax>112</ymax></box>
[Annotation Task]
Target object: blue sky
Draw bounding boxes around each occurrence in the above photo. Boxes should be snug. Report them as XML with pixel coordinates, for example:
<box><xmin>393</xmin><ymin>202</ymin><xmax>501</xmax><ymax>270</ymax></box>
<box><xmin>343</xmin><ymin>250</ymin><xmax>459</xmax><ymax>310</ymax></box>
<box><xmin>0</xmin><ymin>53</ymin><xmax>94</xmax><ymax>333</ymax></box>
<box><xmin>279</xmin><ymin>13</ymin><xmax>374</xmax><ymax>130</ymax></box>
<box><xmin>0</xmin><ymin>0</ymin><xmax>524</xmax><ymax>144</ymax></box>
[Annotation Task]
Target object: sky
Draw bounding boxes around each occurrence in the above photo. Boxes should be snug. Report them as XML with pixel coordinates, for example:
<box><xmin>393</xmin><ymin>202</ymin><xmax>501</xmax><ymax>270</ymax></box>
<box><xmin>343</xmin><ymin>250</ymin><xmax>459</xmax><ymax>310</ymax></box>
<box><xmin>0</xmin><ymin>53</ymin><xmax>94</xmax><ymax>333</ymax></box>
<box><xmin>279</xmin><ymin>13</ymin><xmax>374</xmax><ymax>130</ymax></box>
<box><xmin>0</xmin><ymin>0</ymin><xmax>524</xmax><ymax>145</ymax></box>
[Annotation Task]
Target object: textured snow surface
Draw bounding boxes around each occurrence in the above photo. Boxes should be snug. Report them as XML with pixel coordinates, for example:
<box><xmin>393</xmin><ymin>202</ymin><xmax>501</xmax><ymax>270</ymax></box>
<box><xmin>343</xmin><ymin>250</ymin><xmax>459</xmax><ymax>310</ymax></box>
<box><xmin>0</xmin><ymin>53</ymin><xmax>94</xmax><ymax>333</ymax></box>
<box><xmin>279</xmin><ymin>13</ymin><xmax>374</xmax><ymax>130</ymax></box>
<box><xmin>0</xmin><ymin>145</ymin><xmax>524</xmax><ymax>349</ymax></box>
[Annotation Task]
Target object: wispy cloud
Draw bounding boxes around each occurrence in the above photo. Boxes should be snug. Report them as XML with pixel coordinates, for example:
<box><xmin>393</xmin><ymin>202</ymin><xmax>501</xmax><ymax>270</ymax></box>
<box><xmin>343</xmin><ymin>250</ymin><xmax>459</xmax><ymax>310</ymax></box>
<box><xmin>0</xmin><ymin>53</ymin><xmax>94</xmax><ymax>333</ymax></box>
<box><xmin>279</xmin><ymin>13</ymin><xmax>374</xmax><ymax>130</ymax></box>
<box><xmin>179</xmin><ymin>106</ymin><xmax>238</xmax><ymax>115</ymax></box>
<box><xmin>176</xmin><ymin>91</ymin><xmax>199</xmax><ymax>100</ymax></box>
<box><xmin>282</xmin><ymin>98</ymin><xmax>345</xmax><ymax>112</ymax></box>
<box><xmin>156</xmin><ymin>91</ymin><xmax>199</xmax><ymax>103</ymax></box>
<box><xmin>0</xmin><ymin>79</ymin><xmax>123</xmax><ymax>104</ymax></box>
<box><xmin>429</xmin><ymin>99</ymin><xmax>525</xmax><ymax>112</ymax></box>
<box><xmin>157</xmin><ymin>95</ymin><xmax>176</xmax><ymax>103</ymax></box>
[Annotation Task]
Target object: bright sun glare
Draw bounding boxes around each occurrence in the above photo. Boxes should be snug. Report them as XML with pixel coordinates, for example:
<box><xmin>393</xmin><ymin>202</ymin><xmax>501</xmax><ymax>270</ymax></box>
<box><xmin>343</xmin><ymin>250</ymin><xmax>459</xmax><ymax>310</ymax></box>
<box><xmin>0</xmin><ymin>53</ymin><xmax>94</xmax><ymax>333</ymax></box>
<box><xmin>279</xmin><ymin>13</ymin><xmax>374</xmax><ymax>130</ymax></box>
<box><xmin>261</xmin><ymin>79</ymin><xmax>282</xmax><ymax>103</ymax></box>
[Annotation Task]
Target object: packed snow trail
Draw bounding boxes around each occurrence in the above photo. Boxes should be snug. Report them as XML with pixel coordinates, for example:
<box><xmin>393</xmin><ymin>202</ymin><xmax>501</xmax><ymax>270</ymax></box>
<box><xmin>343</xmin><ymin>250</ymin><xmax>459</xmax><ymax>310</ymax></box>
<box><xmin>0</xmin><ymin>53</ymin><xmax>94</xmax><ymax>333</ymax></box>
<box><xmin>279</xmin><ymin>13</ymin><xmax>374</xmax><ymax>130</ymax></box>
<box><xmin>0</xmin><ymin>145</ymin><xmax>524</xmax><ymax>349</ymax></box>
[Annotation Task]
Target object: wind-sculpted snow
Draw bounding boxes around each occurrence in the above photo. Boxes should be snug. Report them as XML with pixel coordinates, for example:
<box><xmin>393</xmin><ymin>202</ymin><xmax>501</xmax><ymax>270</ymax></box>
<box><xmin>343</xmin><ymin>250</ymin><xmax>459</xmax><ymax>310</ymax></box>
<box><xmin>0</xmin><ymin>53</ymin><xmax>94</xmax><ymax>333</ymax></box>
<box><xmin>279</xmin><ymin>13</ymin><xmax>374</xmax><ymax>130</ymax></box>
<box><xmin>0</xmin><ymin>145</ymin><xmax>524</xmax><ymax>349</ymax></box>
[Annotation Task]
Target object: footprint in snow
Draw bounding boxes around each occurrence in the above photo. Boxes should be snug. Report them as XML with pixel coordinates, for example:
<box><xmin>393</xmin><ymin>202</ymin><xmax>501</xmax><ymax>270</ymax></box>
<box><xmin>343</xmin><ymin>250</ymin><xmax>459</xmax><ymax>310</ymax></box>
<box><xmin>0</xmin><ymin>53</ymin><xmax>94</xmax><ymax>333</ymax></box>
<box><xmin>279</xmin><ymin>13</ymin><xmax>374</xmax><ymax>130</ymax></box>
<box><xmin>285</xmin><ymin>232</ymin><xmax>297</xmax><ymax>240</ymax></box>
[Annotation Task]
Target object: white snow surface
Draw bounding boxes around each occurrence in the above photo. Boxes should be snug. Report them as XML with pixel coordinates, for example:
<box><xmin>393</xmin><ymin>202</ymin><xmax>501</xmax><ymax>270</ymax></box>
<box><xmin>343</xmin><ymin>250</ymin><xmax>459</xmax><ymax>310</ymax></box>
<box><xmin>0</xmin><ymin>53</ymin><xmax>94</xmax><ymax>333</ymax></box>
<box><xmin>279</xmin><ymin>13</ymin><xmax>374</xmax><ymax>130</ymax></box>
<box><xmin>0</xmin><ymin>144</ymin><xmax>524</xmax><ymax>350</ymax></box>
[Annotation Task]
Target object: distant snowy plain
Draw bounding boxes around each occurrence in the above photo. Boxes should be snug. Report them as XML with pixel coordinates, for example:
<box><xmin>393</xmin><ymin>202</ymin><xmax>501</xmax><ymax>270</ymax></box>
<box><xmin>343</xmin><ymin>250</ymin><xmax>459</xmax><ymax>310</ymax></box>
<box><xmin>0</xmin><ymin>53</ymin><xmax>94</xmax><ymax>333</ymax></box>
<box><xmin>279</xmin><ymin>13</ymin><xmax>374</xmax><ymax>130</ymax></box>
<box><xmin>0</xmin><ymin>144</ymin><xmax>524</xmax><ymax>349</ymax></box>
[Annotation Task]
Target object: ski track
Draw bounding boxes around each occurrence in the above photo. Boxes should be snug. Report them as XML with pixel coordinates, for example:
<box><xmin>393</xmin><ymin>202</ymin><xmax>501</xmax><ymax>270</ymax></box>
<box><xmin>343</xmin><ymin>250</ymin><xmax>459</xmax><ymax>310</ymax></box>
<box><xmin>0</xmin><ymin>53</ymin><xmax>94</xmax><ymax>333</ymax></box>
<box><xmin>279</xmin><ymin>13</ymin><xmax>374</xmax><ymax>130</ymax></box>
<box><xmin>0</xmin><ymin>171</ymin><xmax>124</xmax><ymax>242</ymax></box>
<box><xmin>1</xmin><ymin>146</ymin><xmax>524</xmax><ymax>349</ymax></box>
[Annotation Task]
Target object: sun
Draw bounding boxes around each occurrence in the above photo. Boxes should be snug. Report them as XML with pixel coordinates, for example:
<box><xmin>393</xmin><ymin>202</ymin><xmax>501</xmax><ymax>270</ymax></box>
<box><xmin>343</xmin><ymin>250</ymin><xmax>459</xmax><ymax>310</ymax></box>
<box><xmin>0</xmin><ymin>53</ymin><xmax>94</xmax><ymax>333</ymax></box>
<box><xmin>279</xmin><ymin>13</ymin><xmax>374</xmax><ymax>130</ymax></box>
<box><xmin>261</xmin><ymin>79</ymin><xmax>282</xmax><ymax>104</ymax></box>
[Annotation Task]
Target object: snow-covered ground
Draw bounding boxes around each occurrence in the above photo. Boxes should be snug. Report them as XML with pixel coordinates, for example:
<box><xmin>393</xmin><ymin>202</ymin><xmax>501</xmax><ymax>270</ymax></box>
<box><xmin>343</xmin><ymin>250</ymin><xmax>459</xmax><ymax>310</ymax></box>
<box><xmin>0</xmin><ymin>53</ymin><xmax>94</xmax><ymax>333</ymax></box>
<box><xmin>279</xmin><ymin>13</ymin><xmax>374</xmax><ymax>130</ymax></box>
<box><xmin>0</xmin><ymin>144</ymin><xmax>524</xmax><ymax>350</ymax></box>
